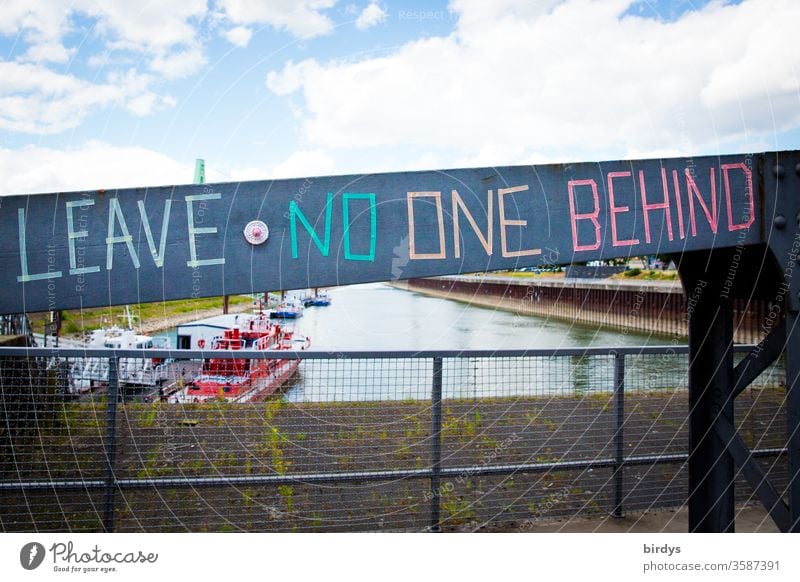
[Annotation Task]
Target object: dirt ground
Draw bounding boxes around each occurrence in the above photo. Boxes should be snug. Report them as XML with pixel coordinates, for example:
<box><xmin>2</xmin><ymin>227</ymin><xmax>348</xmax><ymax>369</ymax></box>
<box><xmin>491</xmin><ymin>503</ymin><xmax>779</xmax><ymax>533</ymax></box>
<box><xmin>0</xmin><ymin>385</ymin><xmax>788</xmax><ymax>532</ymax></box>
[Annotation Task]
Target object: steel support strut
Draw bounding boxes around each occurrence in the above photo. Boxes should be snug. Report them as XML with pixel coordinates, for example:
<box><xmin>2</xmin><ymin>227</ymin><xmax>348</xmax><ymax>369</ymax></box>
<box><xmin>711</xmin><ymin>319</ymin><xmax>793</xmax><ymax>532</ymax></box>
<box><xmin>429</xmin><ymin>357</ymin><xmax>444</xmax><ymax>532</ymax></box>
<box><xmin>680</xmin><ymin>281</ymin><xmax>798</xmax><ymax>532</ymax></box>
<box><xmin>103</xmin><ymin>356</ymin><xmax>120</xmax><ymax>533</ymax></box>
<box><xmin>679</xmin><ymin>151</ymin><xmax>800</xmax><ymax>532</ymax></box>
<box><xmin>679</xmin><ymin>259</ymin><xmax>737</xmax><ymax>533</ymax></box>
<box><xmin>785</xmin><ymin>312</ymin><xmax>800</xmax><ymax>531</ymax></box>
<box><xmin>765</xmin><ymin>151</ymin><xmax>800</xmax><ymax>532</ymax></box>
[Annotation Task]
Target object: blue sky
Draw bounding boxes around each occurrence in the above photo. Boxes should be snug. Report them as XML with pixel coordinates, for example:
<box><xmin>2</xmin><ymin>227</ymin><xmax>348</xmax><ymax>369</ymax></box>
<box><xmin>0</xmin><ymin>0</ymin><xmax>798</xmax><ymax>194</ymax></box>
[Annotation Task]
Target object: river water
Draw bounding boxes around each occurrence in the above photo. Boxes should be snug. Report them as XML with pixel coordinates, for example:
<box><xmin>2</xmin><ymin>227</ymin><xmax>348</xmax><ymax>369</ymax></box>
<box><xmin>289</xmin><ymin>283</ymin><xmax>663</xmax><ymax>351</ymax></box>
<box><xmin>156</xmin><ymin>284</ymin><xmax>782</xmax><ymax>402</ymax></box>
<box><xmin>280</xmin><ymin>283</ymin><xmax>692</xmax><ymax>402</ymax></box>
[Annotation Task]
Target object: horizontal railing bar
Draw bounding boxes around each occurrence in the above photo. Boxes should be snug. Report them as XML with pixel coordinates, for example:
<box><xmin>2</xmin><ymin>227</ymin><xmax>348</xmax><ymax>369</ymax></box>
<box><xmin>0</xmin><ymin>344</ymin><xmax>764</xmax><ymax>360</ymax></box>
<box><xmin>0</xmin><ymin>479</ymin><xmax>105</xmax><ymax>491</ymax></box>
<box><xmin>0</xmin><ymin>448</ymin><xmax>785</xmax><ymax>492</ymax></box>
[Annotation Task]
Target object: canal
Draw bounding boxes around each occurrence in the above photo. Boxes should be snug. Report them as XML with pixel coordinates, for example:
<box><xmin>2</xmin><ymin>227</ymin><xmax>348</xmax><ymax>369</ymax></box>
<box><xmin>279</xmin><ymin>283</ymin><xmax>695</xmax><ymax>402</ymax></box>
<box><xmin>291</xmin><ymin>282</ymin><xmax>665</xmax><ymax>351</ymax></box>
<box><xmin>155</xmin><ymin>283</ymin><xmax>780</xmax><ymax>402</ymax></box>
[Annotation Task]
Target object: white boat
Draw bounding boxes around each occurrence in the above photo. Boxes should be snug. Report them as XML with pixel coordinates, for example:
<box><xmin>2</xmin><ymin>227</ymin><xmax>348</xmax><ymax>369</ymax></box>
<box><xmin>69</xmin><ymin>326</ymin><xmax>171</xmax><ymax>393</ymax></box>
<box><xmin>269</xmin><ymin>297</ymin><xmax>304</xmax><ymax>319</ymax></box>
<box><xmin>301</xmin><ymin>288</ymin><xmax>332</xmax><ymax>307</ymax></box>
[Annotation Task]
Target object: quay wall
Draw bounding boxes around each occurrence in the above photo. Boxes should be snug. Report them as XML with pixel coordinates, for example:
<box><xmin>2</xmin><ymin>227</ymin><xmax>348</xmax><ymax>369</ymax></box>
<box><xmin>393</xmin><ymin>276</ymin><xmax>768</xmax><ymax>343</ymax></box>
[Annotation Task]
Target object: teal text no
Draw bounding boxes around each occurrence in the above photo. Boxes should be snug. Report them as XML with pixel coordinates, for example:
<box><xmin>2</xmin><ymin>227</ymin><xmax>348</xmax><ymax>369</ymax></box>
<box><xmin>290</xmin><ymin>193</ymin><xmax>377</xmax><ymax>262</ymax></box>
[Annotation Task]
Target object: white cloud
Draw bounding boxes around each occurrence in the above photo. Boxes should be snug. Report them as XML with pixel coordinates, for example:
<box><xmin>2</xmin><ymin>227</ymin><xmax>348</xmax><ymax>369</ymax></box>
<box><xmin>269</xmin><ymin>149</ymin><xmax>336</xmax><ymax>178</ymax></box>
<box><xmin>0</xmin><ymin>1</ymin><xmax>210</xmax><ymax>133</ymax></box>
<box><xmin>0</xmin><ymin>61</ymin><xmax>175</xmax><ymax>133</ymax></box>
<box><xmin>224</xmin><ymin>25</ymin><xmax>253</xmax><ymax>47</ymax></box>
<box><xmin>0</xmin><ymin>1</ymin><xmax>73</xmax><ymax>46</ymax></box>
<box><xmin>0</xmin><ymin>1</ymin><xmax>209</xmax><ymax>75</ymax></box>
<box><xmin>86</xmin><ymin>52</ymin><xmax>134</xmax><ymax>68</ymax></box>
<box><xmin>149</xmin><ymin>45</ymin><xmax>206</xmax><ymax>79</ymax></box>
<box><xmin>355</xmin><ymin>2</ymin><xmax>387</xmax><ymax>30</ymax></box>
<box><xmin>205</xmin><ymin>149</ymin><xmax>337</xmax><ymax>182</ymax></box>
<box><xmin>0</xmin><ymin>142</ymin><xmax>195</xmax><ymax>195</ymax></box>
<box><xmin>0</xmin><ymin>1</ymin><xmax>346</xmax><ymax>136</ymax></box>
<box><xmin>217</xmin><ymin>0</ymin><xmax>337</xmax><ymax>38</ymax></box>
<box><xmin>0</xmin><ymin>143</ymin><xmax>337</xmax><ymax>196</ymax></box>
<box><xmin>266</xmin><ymin>0</ymin><xmax>800</xmax><ymax>166</ymax></box>
<box><xmin>266</xmin><ymin>59</ymin><xmax>322</xmax><ymax>95</ymax></box>
<box><xmin>88</xmin><ymin>2</ymin><xmax>205</xmax><ymax>56</ymax></box>
<box><xmin>449</xmin><ymin>0</ymin><xmax>562</xmax><ymax>36</ymax></box>
<box><xmin>126</xmin><ymin>91</ymin><xmax>177</xmax><ymax>117</ymax></box>
<box><xmin>19</xmin><ymin>41</ymin><xmax>75</xmax><ymax>64</ymax></box>
<box><xmin>83</xmin><ymin>0</ymin><xmax>208</xmax><ymax>78</ymax></box>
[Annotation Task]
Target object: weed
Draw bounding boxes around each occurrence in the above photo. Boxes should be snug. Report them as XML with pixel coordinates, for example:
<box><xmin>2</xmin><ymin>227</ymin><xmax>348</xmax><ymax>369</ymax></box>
<box><xmin>312</xmin><ymin>513</ymin><xmax>323</xmax><ymax>528</ymax></box>
<box><xmin>442</xmin><ymin>413</ymin><xmax>479</xmax><ymax>441</ymax></box>
<box><xmin>480</xmin><ymin>435</ymin><xmax>500</xmax><ymax>450</ymax></box>
<box><xmin>264</xmin><ymin>398</ymin><xmax>283</xmax><ymax>425</ymax></box>
<box><xmin>268</xmin><ymin>426</ymin><xmax>290</xmax><ymax>475</ymax></box>
<box><xmin>139</xmin><ymin>401</ymin><xmax>159</xmax><ymax>428</ymax></box>
<box><xmin>137</xmin><ymin>445</ymin><xmax>170</xmax><ymax>478</ymax></box>
<box><xmin>525</xmin><ymin>407</ymin><xmax>543</xmax><ymax>425</ymax></box>
<box><xmin>278</xmin><ymin>485</ymin><xmax>294</xmax><ymax>512</ymax></box>
<box><xmin>542</xmin><ymin>418</ymin><xmax>557</xmax><ymax>431</ymax></box>
<box><xmin>440</xmin><ymin>490</ymin><xmax>476</xmax><ymax>525</ymax></box>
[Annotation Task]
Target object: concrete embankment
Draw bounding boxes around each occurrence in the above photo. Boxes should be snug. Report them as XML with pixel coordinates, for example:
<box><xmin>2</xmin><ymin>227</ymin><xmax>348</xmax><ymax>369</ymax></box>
<box><xmin>392</xmin><ymin>276</ymin><xmax>767</xmax><ymax>343</ymax></box>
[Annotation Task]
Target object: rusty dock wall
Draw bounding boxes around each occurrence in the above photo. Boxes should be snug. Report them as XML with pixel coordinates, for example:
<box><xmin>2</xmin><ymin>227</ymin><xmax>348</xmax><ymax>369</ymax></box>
<box><xmin>393</xmin><ymin>276</ymin><xmax>768</xmax><ymax>343</ymax></box>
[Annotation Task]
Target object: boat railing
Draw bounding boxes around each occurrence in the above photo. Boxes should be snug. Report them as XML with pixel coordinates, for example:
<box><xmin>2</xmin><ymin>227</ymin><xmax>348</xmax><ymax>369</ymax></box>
<box><xmin>68</xmin><ymin>354</ymin><xmax>165</xmax><ymax>388</ymax></box>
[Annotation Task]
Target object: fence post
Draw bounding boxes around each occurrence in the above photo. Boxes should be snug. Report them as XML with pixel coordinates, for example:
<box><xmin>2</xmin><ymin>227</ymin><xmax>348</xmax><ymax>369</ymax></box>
<box><xmin>429</xmin><ymin>356</ymin><xmax>443</xmax><ymax>532</ymax></box>
<box><xmin>612</xmin><ymin>352</ymin><xmax>625</xmax><ymax>518</ymax></box>
<box><xmin>103</xmin><ymin>356</ymin><xmax>120</xmax><ymax>532</ymax></box>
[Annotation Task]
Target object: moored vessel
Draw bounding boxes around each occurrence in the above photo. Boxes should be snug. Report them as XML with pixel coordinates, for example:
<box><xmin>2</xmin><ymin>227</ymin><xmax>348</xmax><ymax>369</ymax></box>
<box><xmin>170</xmin><ymin>313</ymin><xmax>310</xmax><ymax>403</ymax></box>
<box><xmin>301</xmin><ymin>288</ymin><xmax>331</xmax><ymax>307</ymax></box>
<box><xmin>269</xmin><ymin>297</ymin><xmax>304</xmax><ymax>319</ymax></box>
<box><xmin>69</xmin><ymin>326</ymin><xmax>171</xmax><ymax>393</ymax></box>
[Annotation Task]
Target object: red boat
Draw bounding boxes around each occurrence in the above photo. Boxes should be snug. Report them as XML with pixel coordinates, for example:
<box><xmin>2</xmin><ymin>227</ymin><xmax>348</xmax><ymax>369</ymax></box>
<box><xmin>171</xmin><ymin>314</ymin><xmax>310</xmax><ymax>403</ymax></box>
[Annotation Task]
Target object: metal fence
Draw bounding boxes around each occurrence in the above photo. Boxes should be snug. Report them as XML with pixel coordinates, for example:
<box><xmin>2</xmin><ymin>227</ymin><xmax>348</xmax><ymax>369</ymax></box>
<box><xmin>0</xmin><ymin>345</ymin><xmax>788</xmax><ymax>532</ymax></box>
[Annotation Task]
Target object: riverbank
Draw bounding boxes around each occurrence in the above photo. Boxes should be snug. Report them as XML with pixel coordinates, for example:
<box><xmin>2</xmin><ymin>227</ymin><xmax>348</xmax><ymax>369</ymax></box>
<box><xmin>28</xmin><ymin>295</ymin><xmax>257</xmax><ymax>339</ymax></box>
<box><xmin>392</xmin><ymin>275</ymin><xmax>767</xmax><ymax>344</ymax></box>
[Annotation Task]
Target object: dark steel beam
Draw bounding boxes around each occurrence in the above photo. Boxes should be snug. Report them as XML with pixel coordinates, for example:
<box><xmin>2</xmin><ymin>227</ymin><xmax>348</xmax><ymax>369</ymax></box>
<box><xmin>102</xmin><ymin>356</ymin><xmax>119</xmax><ymax>533</ymax></box>
<box><xmin>683</xmin><ymin>264</ymin><xmax>736</xmax><ymax>532</ymax></box>
<box><xmin>785</xmin><ymin>312</ymin><xmax>800</xmax><ymax>531</ymax></box>
<box><xmin>0</xmin><ymin>151</ymin><xmax>775</xmax><ymax>314</ymax></box>
<box><xmin>763</xmin><ymin>150</ymin><xmax>800</xmax><ymax>533</ymax></box>
<box><xmin>732</xmin><ymin>318</ymin><xmax>786</xmax><ymax>398</ymax></box>
<box><xmin>713</xmin><ymin>417</ymin><xmax>791</xmax><ymax>532</ymax></box>
<box><xmin>612</xmin><ymin>352</ymin><xmax>625</xmax><ymax>518</ymax></box>
<box><xmin>429</xmin><ymin>357</ymin><xmax>443</xmax><ymax>532</ymax></box>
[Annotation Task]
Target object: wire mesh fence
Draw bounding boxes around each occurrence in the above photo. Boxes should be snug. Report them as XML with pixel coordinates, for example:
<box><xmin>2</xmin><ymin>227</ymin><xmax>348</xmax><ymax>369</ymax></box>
<box><xmin>0</xmin><ymin>346</ymin><xmax>788</xmax><ymax>532</ymax></box>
